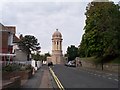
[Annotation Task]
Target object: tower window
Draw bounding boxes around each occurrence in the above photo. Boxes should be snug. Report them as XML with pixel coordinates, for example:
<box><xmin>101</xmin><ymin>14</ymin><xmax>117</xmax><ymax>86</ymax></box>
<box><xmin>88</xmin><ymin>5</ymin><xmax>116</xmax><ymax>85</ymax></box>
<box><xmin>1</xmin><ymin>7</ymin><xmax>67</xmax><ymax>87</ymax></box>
<box><xmin>57</xmin><ymin>42</ymin><xmax>58</xmax><ymax>45</ymax></box>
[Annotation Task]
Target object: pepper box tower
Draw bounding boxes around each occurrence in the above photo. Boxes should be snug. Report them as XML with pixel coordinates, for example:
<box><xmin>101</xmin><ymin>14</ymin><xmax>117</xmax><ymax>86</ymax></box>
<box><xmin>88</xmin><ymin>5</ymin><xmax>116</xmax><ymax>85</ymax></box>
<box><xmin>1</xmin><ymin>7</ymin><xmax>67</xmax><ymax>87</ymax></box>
<box><xmin>51</xmin><ymin>29</ymin><xmax>63</xmax><ymax>64</ymax></box>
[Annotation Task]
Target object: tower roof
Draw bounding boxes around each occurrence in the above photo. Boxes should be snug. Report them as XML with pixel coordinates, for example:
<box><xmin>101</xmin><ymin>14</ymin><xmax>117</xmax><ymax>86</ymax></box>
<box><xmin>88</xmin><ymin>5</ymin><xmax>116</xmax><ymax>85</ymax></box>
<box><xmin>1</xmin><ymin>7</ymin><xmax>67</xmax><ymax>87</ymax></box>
<box><xmin>52</xmin><ymin>29</ymin><xmax>62</xmax><ymax>37</ymax></box>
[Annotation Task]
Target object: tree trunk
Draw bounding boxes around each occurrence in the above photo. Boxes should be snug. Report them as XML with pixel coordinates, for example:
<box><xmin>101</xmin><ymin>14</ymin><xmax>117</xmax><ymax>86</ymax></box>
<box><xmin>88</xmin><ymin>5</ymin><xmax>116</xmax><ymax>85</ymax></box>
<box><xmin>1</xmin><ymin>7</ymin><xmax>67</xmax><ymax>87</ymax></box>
<box><xmin>27</xmin><ymin>54</ymin><xmax>30</xmax><ymax>61</ymax></box>
<box><xmin>101</xmin><ymin>59</ymin><xmax>104</xmax><ymax>70</ymax></box>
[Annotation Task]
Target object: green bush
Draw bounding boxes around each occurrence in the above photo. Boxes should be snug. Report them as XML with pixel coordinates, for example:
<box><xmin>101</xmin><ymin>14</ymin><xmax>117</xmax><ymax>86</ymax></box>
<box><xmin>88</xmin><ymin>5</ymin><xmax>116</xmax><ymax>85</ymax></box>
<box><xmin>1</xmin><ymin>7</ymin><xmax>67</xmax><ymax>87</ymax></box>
<box><xmin>25</xmin><ymin>64</ymin><xmax>33</xmax><ymax>70</ymax></box>
<box><xmin>2</xmin><ymin>63</ymin><xmax>33</xmax><ymax>72</ymax></box>
<box><xmin>2</xmin><ymin>64</ymin><xmax>15</xmax><ymax>72</ymax></box>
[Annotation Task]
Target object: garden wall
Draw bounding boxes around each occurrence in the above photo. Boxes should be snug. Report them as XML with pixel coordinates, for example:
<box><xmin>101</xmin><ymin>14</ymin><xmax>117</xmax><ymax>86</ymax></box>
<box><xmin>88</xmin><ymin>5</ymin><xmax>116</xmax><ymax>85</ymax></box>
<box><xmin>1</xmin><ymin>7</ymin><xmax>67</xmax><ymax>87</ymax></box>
<box><xmin>75</xmin><ymin>57</ymin><xmax>119</xmax><ymax>73</ymax></box>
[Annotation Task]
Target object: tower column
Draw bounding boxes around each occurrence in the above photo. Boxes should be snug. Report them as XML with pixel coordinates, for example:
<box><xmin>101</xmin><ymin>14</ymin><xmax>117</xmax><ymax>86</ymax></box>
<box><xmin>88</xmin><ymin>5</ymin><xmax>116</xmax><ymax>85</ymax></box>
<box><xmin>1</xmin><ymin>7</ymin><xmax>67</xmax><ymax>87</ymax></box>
<box><xmin>52</xmin><ymin>41</ymin><xmax>54</xmax><ymax>50</ymax></box>
<box><xmin>58</xmin><ymin>40</ymin><xmax>61</xmax><ymax>50</ymax></box>
<box><xmin>55</xmin><ymin>40</ymin><xmax>57</xmax><ymax>50</ymax></box>
<box><xmin>60</xmin><ymin>41</ymin><xmax>62</xmax><ymax>50</ymax></box>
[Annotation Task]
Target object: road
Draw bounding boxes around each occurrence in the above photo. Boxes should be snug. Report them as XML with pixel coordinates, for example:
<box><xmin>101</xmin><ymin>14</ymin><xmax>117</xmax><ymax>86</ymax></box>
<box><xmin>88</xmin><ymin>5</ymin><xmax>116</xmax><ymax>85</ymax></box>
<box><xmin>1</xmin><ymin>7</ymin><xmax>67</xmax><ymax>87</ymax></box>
<box><xmin>51</xmin><ymin>64</ymin><xmax>119</xmax><ymax>89</ymax></box>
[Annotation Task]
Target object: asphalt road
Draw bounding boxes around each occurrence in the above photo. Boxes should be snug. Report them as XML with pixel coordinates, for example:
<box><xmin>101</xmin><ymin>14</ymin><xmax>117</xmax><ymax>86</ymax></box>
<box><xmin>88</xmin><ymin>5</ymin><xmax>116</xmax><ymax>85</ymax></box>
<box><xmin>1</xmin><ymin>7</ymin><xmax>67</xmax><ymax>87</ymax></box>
<box><xmin>51</xmin><ymin>64</ymin><xmax>119</xmax><ymax>89</ymax></box>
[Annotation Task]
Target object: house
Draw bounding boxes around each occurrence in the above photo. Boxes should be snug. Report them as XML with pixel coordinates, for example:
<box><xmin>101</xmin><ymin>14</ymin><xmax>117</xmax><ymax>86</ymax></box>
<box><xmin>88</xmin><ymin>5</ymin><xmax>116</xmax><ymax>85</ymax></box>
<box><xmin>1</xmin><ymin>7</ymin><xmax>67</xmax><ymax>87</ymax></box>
<box><xmin>0</xmin><ymin>23</ymin><xmax>16</xmax><ymax>62</ymax></box>
<box><xmin>0</xmin><ymin>23</ymin><xmax>27</xmax><ymax>63</ymax></box>
<box><xmin>12</xmin><ymin>34</ymin><xmax>28</xmax><ymax>62</ymax></box>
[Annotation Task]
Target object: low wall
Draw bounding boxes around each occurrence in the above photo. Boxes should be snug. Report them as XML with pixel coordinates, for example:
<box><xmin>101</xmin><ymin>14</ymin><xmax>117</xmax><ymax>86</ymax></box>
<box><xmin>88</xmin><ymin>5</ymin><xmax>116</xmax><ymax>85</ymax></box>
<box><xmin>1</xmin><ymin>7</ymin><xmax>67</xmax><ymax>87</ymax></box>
<box><xmin>2</xmin><ymin>70</ymin><xmax>33</xmax><ymax>89</ymax></box>
<box><xmin>102</xmin><ymin>64</ymin><xmax>119</xmax><ymax>72</ymax></box>
<box><xmin>2</xmin><ymin>70</ymin><xmax>32</xmax><ymax>80</ymax></box>
<box><xmin>76</xmin><ymin>57</ymin><xmax>119</xmax><ymax>73</ymax></box>
<box><xmin>2</xmin><ymin>76</ymin><xmax>21</xmax><ymax>89</ymax></box>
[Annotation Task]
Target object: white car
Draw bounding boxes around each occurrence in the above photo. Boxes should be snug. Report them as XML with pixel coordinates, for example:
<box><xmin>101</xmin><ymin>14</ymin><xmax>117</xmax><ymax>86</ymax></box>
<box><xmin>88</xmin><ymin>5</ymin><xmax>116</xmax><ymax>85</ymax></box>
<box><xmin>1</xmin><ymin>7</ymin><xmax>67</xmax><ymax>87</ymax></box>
<box><xmin>65</xmin><ymin>61</ymin><xmax>76</xmax><ymax>67</ymax></box>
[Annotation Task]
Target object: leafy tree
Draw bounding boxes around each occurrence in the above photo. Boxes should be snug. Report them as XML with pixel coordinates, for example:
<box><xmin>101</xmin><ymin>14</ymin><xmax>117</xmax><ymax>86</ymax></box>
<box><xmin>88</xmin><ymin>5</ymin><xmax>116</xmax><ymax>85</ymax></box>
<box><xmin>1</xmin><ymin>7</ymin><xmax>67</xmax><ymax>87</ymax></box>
<box><xmin>44</xmin><ymin>52</ymin><xmax>51</xmax><ymax>61</ymax></box>
<box><xmin>18</xmin><ymin>35</ymin><xmax>40</xmax><ymax>61</ymax></box>
<box><xmin>66</xmin><ymin>45</ymin><xmax>79</xmax><ymax>61</ymax></box>
<box><xmin>32</xmin><ymin>53</ymin><xmax>41</xmax><ymax>61</ymax></box>
<box><xmin>33</xmin><ymin>52</ymin><xmax>51</xmax><ymax>61</ymax></box>
<box><xmin>78</xmin><ymin>34</ymin><xmax>87</xmax><ymax>57</ymax></box>
<box><xmin>79</xmin><ymin>1</ymin><xmax>120</xmax><ymax>62</ymax></box>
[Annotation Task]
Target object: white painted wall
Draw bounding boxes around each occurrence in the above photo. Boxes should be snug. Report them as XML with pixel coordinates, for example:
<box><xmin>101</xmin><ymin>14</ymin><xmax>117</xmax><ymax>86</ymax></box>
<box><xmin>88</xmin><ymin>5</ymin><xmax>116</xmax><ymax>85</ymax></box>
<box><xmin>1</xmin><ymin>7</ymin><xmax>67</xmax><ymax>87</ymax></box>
<box><xmin>13</xmin><ymin>49</ymin><xmax>27</xmax><ymax>61</ymax></box>
<box><xmin>31</xmin><ymin>59</ymin><xmax>42</xmax><ymax>71</ymax></box>
<box><xmin>8</xmin><ymin>33</ymin><xmax>13</xmax><ymax>46</ymax></box>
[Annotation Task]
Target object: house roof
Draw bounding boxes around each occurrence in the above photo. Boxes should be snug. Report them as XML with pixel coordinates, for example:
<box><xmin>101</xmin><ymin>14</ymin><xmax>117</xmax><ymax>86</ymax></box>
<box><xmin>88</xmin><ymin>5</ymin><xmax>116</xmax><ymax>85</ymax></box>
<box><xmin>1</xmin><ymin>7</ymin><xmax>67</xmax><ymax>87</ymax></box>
<box><xmin>0</xmin><ymin>23</ymin><xmax>5</xmax><ymax>30</ymax></box>
<box><xmin>5</xmin><ymin>26</ymin><xmax>16</xmax><ymax>34</ymax></box>
<box><xmin>13</xmin><ymin>35</ymin><xmax>20</xmax><ymax>43</ymax></box>
<box><xmin>0</xmin><ymin>23</ymin><xmax>16</xmax><ymax>34</ymax></box>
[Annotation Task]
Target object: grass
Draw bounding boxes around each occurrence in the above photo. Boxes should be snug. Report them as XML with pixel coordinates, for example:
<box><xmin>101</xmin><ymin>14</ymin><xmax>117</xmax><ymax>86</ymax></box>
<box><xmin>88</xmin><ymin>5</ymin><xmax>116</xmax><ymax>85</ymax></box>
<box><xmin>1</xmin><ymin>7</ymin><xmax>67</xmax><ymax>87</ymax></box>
<box><xmin>110</xmin><ymin>57</ymin><xmax>120</xmax><ymax>64</ymax></box>
<box><xmin>80</xmin><ymin>57</ymin><xmax>96</xmax><ymax>61</ymax></box>
<box><xmin>80</xmin><ymin>56</ymin><xmax>98</xmax><ymax>64</ymax></box>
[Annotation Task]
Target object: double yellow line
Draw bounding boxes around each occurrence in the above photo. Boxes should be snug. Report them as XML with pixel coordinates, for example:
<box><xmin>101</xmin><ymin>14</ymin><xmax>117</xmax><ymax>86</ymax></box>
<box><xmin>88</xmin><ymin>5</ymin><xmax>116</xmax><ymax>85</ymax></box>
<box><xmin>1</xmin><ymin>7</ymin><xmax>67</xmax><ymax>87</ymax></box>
<box><xmin>49</xmin><ymin>67</ymin><xmax>65</xmax><ymax>90</ymax></box>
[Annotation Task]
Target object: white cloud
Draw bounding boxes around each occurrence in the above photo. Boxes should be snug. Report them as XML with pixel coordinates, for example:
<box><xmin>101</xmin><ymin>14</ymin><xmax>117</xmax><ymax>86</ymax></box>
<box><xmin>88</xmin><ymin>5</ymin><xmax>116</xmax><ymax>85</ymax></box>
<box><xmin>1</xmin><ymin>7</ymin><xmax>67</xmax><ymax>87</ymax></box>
<box><xmin>2</xmin><ymin>1</ymin><xmax>88</xmax><ymax>54</ymax></box>
<box><xmin>2</xmin><ymin>0</ymin><xmax>119</xmax><ymax>54</ymax></box>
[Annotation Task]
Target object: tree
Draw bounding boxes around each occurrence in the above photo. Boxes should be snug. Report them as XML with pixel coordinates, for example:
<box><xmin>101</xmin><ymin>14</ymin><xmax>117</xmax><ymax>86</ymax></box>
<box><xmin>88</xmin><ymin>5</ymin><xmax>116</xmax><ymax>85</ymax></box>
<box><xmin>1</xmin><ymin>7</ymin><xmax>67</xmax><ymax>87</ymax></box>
<box><xmin>34</xmin><ymin>52</ymin><xmax>51</xmax><ymax>62</ymax></box>
<box><xmin>79</xmin><ymin>1</ymin><xmax>120</xmax><ymax>62</ymax></box>
<box><xmin>18</xmin><ymin>35</ymin><xmax>41</xmax><ymax>61</ymax></box>
<box><xmin>66</xmin><ymin>45</ymin><xmax>79</xmax><ymax>61</ymax></box>
<box><xmin>44</xmin><ymin>52</ymin><xmax>51</xmax><ymax>61</ymax></box>
<box><xmin>32</xmin><ymin>53</ymin><xmax>41</xmax><ymax>61</ymax></box>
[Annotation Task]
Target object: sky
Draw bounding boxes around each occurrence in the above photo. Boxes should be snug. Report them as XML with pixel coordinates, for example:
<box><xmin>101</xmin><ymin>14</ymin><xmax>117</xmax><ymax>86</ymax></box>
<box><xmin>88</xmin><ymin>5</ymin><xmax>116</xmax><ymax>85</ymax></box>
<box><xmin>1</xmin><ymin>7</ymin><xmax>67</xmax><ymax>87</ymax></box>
<box><xmin>0</xmin><ymin>0</ymin><xmax>119</xmax><ymax>54</ymax></box>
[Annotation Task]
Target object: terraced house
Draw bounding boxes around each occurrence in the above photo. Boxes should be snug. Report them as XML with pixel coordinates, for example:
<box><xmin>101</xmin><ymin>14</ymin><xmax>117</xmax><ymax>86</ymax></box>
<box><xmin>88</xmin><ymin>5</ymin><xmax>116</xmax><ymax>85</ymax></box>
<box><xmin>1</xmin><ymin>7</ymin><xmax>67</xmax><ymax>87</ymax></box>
<box><xmin>0</xmin><ymin>23</ymin><xmax>17</xmax><ymax>62</ymax></box>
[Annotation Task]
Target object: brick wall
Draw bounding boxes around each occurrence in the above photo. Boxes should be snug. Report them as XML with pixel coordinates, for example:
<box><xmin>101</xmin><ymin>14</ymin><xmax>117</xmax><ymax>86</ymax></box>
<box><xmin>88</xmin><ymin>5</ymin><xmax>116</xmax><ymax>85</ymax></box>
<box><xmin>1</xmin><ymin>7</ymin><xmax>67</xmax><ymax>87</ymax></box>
<box><xmin>1</xmin><ymin>32</ymin><xmax>9</xmax><ymax>53</ymax></box>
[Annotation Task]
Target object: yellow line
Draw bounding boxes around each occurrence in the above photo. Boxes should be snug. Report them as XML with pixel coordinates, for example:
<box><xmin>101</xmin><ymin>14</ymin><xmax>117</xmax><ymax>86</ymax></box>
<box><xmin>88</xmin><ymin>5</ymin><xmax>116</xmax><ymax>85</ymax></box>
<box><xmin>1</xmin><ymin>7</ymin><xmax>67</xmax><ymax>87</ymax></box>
<box><xmin>49</xmin><ymin>67</ymin><xmax>65</xmax><ymax>90</ymax></box>
<box><xmin>49</xmin><ymin>68</ymin><xmax>62</xmax><ymax>89</ymax></box>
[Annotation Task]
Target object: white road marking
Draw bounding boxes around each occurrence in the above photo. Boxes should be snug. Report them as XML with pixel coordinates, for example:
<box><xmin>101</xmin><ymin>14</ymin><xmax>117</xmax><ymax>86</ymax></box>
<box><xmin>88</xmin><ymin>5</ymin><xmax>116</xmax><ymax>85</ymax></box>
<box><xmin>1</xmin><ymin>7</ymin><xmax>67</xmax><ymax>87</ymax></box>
<box><xmin>114</xmin><ymin>79</ymin><xmax>118</xmax><ymax>81</ymax></box>
<box><xmin>108</xmin><ymin>77</ymin><xmax>112</xmax><ymax>79</ymax></box>
<box><xmin>98</xmin><ymin>75</ymin><xmax>101</xmax><ymax>77</ymax></box>
<box><xmin>102</xmin><ymin>76</ymin><xmax>106</xmax><ymax>78</ymax></box>
<box><xmin>106</xmin><ymin>74</ymin><xmax>112</xmax><ymax>76</ymax></box>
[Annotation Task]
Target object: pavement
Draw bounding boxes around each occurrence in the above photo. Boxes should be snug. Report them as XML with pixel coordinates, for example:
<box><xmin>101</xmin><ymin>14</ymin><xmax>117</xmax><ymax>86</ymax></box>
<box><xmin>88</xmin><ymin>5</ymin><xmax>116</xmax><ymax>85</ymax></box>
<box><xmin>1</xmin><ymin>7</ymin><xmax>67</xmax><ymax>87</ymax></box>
<box><xmin>21</xmin><ymin>68</ymin><xmax>43</xmax><ymax>88</ymax></box>
<box><xmin>21</xmin><ymin>65</ymin><xmax>57</xmax><ymax>89</ymax></box>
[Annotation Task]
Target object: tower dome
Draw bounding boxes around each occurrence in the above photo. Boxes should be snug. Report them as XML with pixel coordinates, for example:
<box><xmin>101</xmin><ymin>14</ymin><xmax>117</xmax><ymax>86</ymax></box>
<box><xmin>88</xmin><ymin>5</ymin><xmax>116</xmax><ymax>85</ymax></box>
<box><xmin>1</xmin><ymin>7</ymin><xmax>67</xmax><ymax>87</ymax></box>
<box><xmin>52</xmin><ymin>29</ymin><xmax>62</xmax><ymax>37</ymax></box>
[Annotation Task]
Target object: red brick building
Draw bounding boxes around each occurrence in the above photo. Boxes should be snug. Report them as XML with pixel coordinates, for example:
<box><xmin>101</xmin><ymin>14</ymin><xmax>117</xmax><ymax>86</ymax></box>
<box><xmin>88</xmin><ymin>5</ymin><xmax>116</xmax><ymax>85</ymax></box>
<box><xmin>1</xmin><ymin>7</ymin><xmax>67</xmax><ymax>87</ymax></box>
<box><xmin>0</xmin><ymin>23</ymin><xmax>16</xmax><ymax>61</ymax></box>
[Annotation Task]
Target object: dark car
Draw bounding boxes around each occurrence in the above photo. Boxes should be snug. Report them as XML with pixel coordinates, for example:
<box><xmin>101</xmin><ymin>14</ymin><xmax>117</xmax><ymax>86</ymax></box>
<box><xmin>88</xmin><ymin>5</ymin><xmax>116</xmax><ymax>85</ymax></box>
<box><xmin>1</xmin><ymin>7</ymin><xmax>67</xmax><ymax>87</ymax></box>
<box><xmin>48</xmin><ymin>62</ymin><xmax>53</xmax><ymax>66</ymax></box>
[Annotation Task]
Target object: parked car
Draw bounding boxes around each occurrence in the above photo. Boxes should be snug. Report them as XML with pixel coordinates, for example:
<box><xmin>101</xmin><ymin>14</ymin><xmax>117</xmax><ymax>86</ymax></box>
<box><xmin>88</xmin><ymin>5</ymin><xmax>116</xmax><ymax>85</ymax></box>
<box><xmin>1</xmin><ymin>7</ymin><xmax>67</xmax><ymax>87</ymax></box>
<box><xmin>65</xmin><ymin>61</ymin><xmax>76</xmax><ymax>67</ymax></box>
<box><xmin>48</xmin><ymin>62</ymin><xmax>53</xmax><ymax>66</ymax></box>
<box><xmin>65</xmin><ymin>62</ymin><xmax>69</xmax><ymax>66</ymax></box>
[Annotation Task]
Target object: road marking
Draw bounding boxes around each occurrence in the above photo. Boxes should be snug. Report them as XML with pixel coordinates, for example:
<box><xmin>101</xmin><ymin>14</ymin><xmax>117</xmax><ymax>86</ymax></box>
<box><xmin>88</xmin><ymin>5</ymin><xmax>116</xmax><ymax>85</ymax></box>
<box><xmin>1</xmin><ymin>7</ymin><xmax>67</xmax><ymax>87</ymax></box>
<box><xmin>49</xmin><ymin>67</ymin><xmax>64</xmax><ymax>90</ymax></box>
<box><xmin>102</xmin><ymin>76</ymin><xmax>106</xmax><ymax>78</ymax></box>
<box><xmin>108</xmin><ymin>77</ymin><xmax>112</xmax><ymax>79</ymax></box>
<box><xmin>94</xmin><ymin>74</ymin><xmax>97</xmax><ymax>75</ymax></box>
<box><xmin>98</xmin><ymin>75</ymin><xmax>101</xmax><ymax>77</ymax></box>
<box><xmin>109</xmin><ymin>74</ymin><xmax>112</xmax><ymax>75</ymax></box>
<box><xmin>114</xmin><ymin>79</ymin><xmax>118</xmax><ymax>81</ymax></box>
